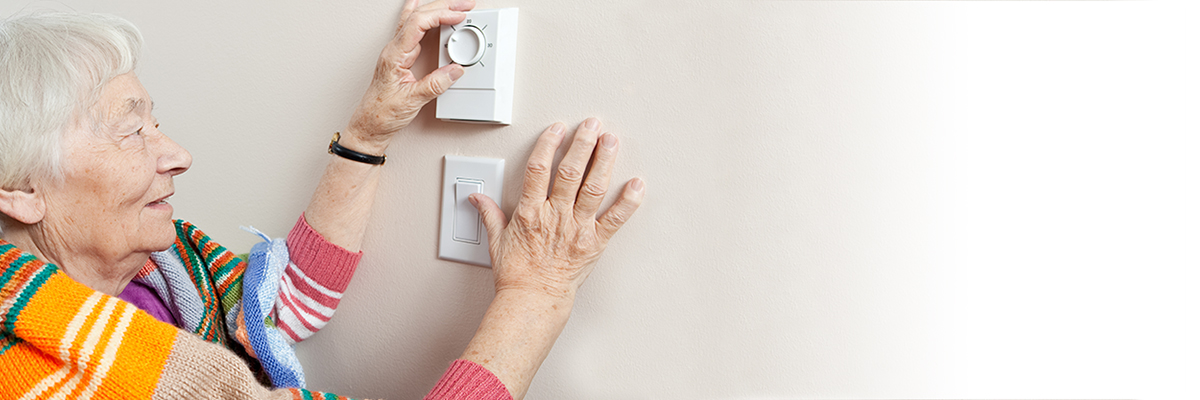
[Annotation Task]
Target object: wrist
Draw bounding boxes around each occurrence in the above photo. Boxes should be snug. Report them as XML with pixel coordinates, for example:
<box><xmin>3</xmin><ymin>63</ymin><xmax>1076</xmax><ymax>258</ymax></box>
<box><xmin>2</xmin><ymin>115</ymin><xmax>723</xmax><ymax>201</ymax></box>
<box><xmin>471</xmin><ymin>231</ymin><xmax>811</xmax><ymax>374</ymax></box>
<box><xmin>494</xmin><ymin>286</ymin><xmax>576</xmax><ymax>314</ymax></box>
<box><xmin>462</xmin><ymin>286</ymin><xmax>576</xmax><ymax>398</ymax></box>
<box><xmin>336</xmin><ymin>126</ymin><xmax>390</xmax><ymax>157</ymax></box>
<box><xmin>495</xmin><ymin>277</ymin><xmax>582</xmax><ymax>303</ymax></box>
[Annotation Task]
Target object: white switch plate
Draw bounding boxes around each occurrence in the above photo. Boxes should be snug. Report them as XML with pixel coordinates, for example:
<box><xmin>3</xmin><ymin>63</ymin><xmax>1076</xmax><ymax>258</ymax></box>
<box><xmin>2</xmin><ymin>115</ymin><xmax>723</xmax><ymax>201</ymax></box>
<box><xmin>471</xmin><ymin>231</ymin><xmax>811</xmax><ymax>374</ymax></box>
<box><xmin>436</xmin><ymin>8</ymin><xmax>519</xmax><ymax>124</ymax></box>
<box><xmin>439</xmin><ymin>155</ymin><xmax>504</xmax><ymax>267</ymax></box>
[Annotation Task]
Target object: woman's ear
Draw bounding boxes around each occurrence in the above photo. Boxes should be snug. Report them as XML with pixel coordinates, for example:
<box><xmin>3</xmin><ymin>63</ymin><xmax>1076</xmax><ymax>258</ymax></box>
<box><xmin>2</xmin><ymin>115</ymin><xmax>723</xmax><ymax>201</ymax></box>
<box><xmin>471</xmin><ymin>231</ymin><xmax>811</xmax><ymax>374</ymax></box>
<box><xmin>0</xmin><ymin>185</ymin><xmax>46</xmax><ymax>225</ymax></box>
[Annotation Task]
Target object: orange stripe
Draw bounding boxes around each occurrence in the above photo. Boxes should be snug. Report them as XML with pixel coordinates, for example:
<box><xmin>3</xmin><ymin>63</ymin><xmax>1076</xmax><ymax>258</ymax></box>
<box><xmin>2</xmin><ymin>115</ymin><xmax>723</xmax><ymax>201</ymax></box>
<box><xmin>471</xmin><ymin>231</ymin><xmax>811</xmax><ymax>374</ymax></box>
<box><xmin>0</xmin><ymin>342</ymin><xmax>62</xmax><ymax>398</ymax></box>
<box><xmin>0</xmin><ymin>246</ymin><xmax>24</xmax><ymax>261</ymax></box>
<box><xmin>10</xmin><ymin>274</ymin><xmax>93</xmax><ymax>361</ymax></box>
<box><xmin>216</xmin><ymin>262</ymin><xmax>246</xmax><ymax>293</ymax></box>
<box><xmin>174</xmin><ymin>237</ymin><xmax>195</xmax><ymax>273</ymax></box>
<box><xmin>101</xmin><ymin>312</ymin><xmax>176</xmax><ymax>396</ymax></box>
<box><xmin>37</xmin><ymin>371</ymin><xmax>74</xmax><ymax>400</ymax></box>
<box><xmin>0</xmin><ymin>248</ymin><xmax>21</xmax><ymax>268</ymax></box>
<box><xmin>64</xmin><ymin>298</ymin><xmax>106</xmax><ymax>369</ymax></box>
<box><xmin>213</xmin><ymin>252</ymin><xmax>234</xmax><ymax>269</ymax></box>
<box><xmin>0</xmin><ymin>255</ymin><xmax>43</xmax><ymax>296</ymax></box>
<box><xmin>211</xmin><ymin>252</ymin><xmax>235</xmax><ymax>290</ymax></box>
<box><xmin>202</xmin><ymin>242</ymin><xmax>220</xmax><ymax>260</ymax></box>
<box><xmin>133</xmin><ymin>259</ymin><xmax>157</xmax><ymax>278</ymax></box>
<box><xmin>0</xmin><ymin>259</ymin><xmax>41</xmax><ymax>302</ymax></box>
<box><xmin>64</xmin><ymin>302</ymin><xmax>123</xmax><ymax>399</ymax></box>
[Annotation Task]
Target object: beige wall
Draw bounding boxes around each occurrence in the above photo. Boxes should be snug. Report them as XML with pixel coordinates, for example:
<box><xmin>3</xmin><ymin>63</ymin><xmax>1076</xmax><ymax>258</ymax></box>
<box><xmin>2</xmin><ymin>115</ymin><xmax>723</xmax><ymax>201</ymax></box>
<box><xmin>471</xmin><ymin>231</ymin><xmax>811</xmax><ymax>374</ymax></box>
<box><xmin>4</xmin><ymin>1</ymin><xmax>1195</xmax><ymax>399</ymax></box>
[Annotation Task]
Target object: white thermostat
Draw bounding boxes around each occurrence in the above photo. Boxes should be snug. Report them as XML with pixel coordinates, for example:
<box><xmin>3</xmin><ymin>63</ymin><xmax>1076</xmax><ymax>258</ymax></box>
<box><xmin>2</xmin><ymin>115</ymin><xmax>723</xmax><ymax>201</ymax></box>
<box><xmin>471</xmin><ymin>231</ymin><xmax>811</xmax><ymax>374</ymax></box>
<box><xmin>437</xmin><ymin>8</ymin><xmax>519</xmax><ymax>125</ymax></box>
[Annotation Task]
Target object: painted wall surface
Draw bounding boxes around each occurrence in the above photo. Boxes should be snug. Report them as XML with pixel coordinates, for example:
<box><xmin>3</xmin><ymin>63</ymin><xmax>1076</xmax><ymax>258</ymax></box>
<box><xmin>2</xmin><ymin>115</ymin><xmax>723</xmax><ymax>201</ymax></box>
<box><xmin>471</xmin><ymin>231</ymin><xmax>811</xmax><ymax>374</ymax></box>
<box><xmin>3</xmin><ymin>1</ymin><xmax>1195</xmax><ymax>399</ymax></box>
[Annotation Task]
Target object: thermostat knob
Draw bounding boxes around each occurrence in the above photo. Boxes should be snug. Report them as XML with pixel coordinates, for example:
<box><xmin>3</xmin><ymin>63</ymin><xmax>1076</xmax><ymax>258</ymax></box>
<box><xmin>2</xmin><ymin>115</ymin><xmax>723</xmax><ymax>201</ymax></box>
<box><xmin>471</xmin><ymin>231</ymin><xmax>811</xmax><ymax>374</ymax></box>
<box><xmin>447</xmin><ymin>26</ymin><xmax>486</xmax><ymax>66</ymax></box>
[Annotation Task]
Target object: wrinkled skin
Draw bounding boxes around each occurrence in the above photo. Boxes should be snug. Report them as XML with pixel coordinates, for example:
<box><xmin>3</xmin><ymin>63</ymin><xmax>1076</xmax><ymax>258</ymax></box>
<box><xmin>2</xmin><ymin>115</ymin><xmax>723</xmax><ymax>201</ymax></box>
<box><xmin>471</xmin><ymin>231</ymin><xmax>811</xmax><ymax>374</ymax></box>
<box><xmin>471</xmin><ymin>119</ymin><xmax>645</xmax><ymax>298</ymax></box>
<box><xmin>343</xmin><ymin>0</ymin><xmax>471</xmax><ymax>152</ymax></box>
<box><xmin>1</xmin><ymin>73</ymin><xmax>193</xmax><ymax>296</ymax></box>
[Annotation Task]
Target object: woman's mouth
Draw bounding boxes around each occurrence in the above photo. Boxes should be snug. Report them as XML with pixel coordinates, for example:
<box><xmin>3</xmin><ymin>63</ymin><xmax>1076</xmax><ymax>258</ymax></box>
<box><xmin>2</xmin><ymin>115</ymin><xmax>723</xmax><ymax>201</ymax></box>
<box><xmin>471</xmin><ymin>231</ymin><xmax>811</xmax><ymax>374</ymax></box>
<box><xmin>147</xmin><ymin>194</ymin><xmax>173</xmax><ymax>207</ymax></box>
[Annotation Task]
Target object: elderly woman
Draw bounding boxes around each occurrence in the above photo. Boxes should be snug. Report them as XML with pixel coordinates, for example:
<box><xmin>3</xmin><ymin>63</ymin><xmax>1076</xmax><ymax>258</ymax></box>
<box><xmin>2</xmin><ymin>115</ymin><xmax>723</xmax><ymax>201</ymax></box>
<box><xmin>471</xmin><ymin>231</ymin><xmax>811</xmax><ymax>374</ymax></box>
<box><xmin>0</xmin><ymin>0</ymin><xmax>644</xmax><ymax>399</ymax></box>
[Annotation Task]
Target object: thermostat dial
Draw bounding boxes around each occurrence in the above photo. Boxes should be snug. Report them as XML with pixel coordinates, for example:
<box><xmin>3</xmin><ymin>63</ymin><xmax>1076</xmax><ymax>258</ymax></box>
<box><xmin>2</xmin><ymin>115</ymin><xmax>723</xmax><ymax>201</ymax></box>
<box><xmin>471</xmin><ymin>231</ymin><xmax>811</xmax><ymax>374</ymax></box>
<box><xmin>447</xmin><ymin>26</ymin><xmax>486</xmax><ymax>66</ymax></box>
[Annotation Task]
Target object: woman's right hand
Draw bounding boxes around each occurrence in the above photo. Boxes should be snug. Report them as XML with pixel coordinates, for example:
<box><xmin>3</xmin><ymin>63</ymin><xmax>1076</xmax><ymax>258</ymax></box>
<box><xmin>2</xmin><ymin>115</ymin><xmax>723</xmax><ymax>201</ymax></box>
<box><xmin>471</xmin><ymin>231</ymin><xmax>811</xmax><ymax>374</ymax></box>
<box><xmin>469</xmin><ymin>118</ymin><xmax>645</xmax><ymax>299</ymax></box>
<box><xmin>341</xmin><ymin>0</ymin><xmax>474</xmax><ymax>154</ymax></box>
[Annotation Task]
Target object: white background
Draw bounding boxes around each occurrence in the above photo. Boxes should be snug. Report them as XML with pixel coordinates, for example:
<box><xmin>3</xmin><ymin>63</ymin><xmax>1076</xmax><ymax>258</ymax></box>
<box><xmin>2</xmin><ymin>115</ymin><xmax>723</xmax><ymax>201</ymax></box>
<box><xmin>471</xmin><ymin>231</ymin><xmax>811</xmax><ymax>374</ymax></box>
<box><xmin>3</xmin><ymin>1</ymin><xmax>1195</xmax><ymax>399</ymax></box>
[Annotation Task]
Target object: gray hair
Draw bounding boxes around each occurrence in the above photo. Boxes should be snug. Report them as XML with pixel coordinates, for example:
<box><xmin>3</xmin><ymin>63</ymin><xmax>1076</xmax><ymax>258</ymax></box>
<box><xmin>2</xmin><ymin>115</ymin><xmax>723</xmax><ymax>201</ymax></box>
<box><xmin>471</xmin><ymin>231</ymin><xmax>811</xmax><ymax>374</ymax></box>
<box><xmin>0</xmin><ymin>12</ymin><xmax>143</xmax><ymax>191</ymax></box>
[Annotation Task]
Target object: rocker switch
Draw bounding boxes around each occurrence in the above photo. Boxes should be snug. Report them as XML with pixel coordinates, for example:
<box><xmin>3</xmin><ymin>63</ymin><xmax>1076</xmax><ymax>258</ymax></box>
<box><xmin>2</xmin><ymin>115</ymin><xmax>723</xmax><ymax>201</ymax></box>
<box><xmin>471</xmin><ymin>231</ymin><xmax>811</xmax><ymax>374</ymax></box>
<box><xmin>453</xmin><ymin>179</ymin><xmax>483</xmax><ymax>244</ymax></box>
<box><xmin>439</xmin><ymin>155</ymin><xmax>503</xmax><ymax>267</ymax></box>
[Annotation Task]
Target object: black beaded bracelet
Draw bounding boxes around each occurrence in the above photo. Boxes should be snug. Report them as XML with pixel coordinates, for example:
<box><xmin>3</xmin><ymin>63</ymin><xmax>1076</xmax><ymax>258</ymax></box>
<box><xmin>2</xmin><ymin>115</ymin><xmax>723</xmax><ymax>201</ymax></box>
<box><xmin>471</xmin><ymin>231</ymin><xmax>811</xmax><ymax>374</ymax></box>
<box><xmin>328</xmin><ymin>132</ymin><xmax>386</xmax><ymax>165</ymax></box>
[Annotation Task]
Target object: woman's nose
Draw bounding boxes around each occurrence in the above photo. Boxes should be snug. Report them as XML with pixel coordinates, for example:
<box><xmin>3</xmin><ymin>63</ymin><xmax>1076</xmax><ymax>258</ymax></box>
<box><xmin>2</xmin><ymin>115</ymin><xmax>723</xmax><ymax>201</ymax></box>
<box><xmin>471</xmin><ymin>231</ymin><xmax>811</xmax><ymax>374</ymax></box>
<box><xmin>154</xmin><ymin>129</ymin><xmax>192</xmax><ymax>176</ymax></box>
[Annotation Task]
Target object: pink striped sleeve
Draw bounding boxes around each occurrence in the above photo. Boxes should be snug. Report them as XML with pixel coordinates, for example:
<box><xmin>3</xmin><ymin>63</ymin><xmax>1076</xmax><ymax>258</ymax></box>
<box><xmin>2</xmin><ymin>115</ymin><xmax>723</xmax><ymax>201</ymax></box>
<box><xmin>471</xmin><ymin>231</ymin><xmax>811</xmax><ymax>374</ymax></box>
<box><xmin>425</xmin><ymin>360</ymin><xmax>513</xmax><ymax>400</ymax></box>
<box><xmin>273</xmin><ymin>214</ymin><xmax>363</xmax><ymax>343</ymax></box>
<box><xmin>285</xmin><ymin>213</ymin><xmax>361</xmax><ymax>291</ymax></box>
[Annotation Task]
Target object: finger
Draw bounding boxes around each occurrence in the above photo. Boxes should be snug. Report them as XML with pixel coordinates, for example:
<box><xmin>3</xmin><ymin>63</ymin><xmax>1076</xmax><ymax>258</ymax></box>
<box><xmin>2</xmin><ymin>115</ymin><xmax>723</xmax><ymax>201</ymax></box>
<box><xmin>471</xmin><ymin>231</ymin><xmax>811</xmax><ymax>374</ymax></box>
<box><xmin>519</xmin><ymin>123</ymin><xmax>566</xmax><ymax>209</ymax></box>
<box><xmin>549</xmin><ymin>118</ymin><xmax>603</xmax><ymax>212</ymax></box>
<box><xmin>468</xmin><ymin>193</ymin><xmax>506</xmax><ymax>245</ymax></box>
<box><xmin>397</xmin><ymin>0</ymin><xmax>474</xmax><ymax>56</ymax></box>
<box><xmin>596</xmin><ymin>178</ymin><xmax>646</xmax><ymax>241</ymax></box>
<box><xmin>406</xmin><ymin>63</ymin><xmax>464</xmax><ymax>104</ymax></box>
<box><xmin>394</xmin><ymin>10</ymin><xmax>466</xmax><ymax>68</ymax></box>
<box><xmin>396</xmin><ymin>0</ymin><xmax>419</xmax><ymax>34</ymax></box>
<box><xmin>418</xmin><ymin>0</ymin><xmax>475</xmax><ymax>14</ymax></box>
<box><xmin>573</xmin><ymin>133</ymin><xmax>619</xmax><ymax>219</ymax></box>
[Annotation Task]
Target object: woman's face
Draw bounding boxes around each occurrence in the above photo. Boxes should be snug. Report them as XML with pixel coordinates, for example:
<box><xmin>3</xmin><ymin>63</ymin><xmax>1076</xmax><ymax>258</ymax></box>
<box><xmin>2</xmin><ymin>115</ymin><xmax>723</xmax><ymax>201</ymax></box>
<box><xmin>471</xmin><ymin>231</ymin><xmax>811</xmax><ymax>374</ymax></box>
<box><xmin>40</xmin><ymin>73</ymin><xmax>192</xmax><ymax>264</ymax></box>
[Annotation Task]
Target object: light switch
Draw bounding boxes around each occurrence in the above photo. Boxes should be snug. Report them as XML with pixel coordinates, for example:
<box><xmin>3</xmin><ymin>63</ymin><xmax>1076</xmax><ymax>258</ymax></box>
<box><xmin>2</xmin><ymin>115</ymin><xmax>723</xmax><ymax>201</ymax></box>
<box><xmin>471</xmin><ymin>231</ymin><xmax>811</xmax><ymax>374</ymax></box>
<box><xmin>436</xmin><ymin>8</ymin><xmax>519</xmax><ymax>124</ymax></box>
<box><xmin>453</xmin><ymin>179</ymin><xmax>483</xmax><ymax>244</ymax></box>
<box><xmin>439</xmin><ymin>155</ymin><xmax>504</xmax><ymax>267</ymax></box>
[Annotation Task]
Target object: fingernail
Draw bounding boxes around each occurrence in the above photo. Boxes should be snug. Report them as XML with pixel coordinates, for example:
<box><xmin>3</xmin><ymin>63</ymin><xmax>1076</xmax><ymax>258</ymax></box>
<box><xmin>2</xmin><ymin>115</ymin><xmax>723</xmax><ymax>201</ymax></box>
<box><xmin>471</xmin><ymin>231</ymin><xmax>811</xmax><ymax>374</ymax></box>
<box><xmin>600</xmin><ymin>133</ymin><xmax>617</xmax><ymax>149</ymax></box>
<box><xmin>468</xmin><ymin>193</ymin><xmax>479</xmax><ymax>207</ymax></box>
<box><xmin>448</xmin><ymin>65</ymin><xmax>465</xmax><ymax>80</ymax></box>
<box><xmin>631</xmin><ymin>178</ymin><xmax>644</xmax><ymax>192</ymax></box>
<box><xmin>585</xmin><ymin>118</ymin><xmax>600</xmax><ymax>130</ymax></box>
<box><xmin>550</xmin><ymin>123</ymin><xmax>564</xmax><ymax>135</ymax></box>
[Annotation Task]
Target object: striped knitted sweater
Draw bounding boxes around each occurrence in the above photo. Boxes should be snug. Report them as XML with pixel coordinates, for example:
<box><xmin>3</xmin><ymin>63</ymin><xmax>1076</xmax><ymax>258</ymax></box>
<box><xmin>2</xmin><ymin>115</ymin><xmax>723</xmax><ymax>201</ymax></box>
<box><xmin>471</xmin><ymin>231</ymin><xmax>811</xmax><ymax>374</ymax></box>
<box><xmin>130</xmin><ymin>220</ymin><xmax>339</xmax><ymax>388</ymax></box>
<box><xmin>0</xmin><ymin>220</ymin><xmax>353</xmax><ymax>398</ymax></box>
<box><xmin>0</xmin><ymin>219</ymin><xmax>512</xmax><ymax>399</ymax></box>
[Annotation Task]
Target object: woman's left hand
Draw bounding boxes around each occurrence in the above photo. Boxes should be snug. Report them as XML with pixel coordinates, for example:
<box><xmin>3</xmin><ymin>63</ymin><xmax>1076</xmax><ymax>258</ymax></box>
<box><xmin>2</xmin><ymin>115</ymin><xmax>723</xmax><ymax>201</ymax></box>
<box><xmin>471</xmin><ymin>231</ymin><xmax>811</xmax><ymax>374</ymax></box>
<box><xmin>343</xmin><ymin>0</ymin><xmax>475</xmax><ymax>154</ymax></box>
